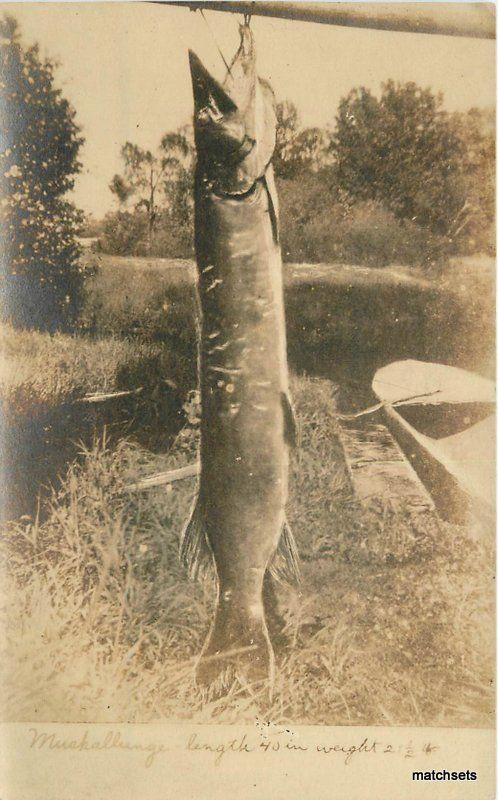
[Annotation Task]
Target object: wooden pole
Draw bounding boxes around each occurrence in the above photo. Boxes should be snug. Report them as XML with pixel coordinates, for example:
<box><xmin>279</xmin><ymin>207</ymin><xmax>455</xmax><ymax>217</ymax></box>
<box><xmin>156</xmin><ymin>1</ymin><xmax>495</xmax><ymax>39</ymax></box>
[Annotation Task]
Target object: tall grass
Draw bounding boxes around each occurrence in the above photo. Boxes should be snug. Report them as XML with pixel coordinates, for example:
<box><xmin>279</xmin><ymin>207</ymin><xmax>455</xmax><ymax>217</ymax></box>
<box><xmin>1</xmin><ymin>253</ymin><xmax>493</xmax><ymax>725</ymax></box>
<box><xmin>1</xmin><ymin>377</ymin><xmax>493</xmax><ymax>726</ymax></box>
<box><xmin>1</xmin><ymin>323</ymin><xmax>167</xmax><ymax>412</ymax></box>
<box><xmin>0</xmin><ymin>318</ymin><xmax>191</xmax><ymax>521</ymax></box>
<box><xmin>79</xmin><ymin>253</ymin><xmax>494</xmax><ymax>384</ymax></box>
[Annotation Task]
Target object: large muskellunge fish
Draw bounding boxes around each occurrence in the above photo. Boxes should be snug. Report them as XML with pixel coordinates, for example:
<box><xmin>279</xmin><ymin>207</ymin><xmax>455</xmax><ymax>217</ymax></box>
<box><xmin>182</xmin><ymin>23</ymin><xmax>299</xmax><ymax>689</ymax></box>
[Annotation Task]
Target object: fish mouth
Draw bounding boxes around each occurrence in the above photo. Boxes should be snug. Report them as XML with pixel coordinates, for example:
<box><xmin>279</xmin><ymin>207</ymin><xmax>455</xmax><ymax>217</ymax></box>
<box><xmin>189</xmin><ymin>22</ymin><xmax>256</xmax><ymax>113</ymax></box>
<box><xmin>188</xmin><ymin>50</ymin><xmax>238</xmax><ymax>117</ymax></box>
<box><xmin>189</xmin><ymin>24</ymin><xmax>258</xmax><ymax>158</ymax></box>
<box><xmin>189</xmin><ymin>24</ymin><xmax>275</xmax><ymax>189</ymax></box>
<box><xmin>189</xmin><ymin>48</ymin><xmax>250</xmax><ymax>161</ymax></box>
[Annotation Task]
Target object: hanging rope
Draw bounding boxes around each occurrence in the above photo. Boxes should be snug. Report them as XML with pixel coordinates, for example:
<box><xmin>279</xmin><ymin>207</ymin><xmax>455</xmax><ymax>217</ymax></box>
<box><xmin>199</xmin><ymin>8</ymin><xmax>232</xmax><ymax>76</ymax></box>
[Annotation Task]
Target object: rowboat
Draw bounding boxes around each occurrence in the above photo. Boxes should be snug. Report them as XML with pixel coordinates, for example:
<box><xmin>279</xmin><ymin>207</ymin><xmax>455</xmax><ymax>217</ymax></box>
<box><xmin>372</xmin><ymin>360</ymin><xmax>495</xmax><ymax>520</ymax></box>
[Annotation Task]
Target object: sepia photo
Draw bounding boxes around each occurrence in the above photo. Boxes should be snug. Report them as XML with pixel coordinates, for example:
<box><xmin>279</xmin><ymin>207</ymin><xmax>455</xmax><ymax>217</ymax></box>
<box><xmin>0</xmin><ymin>2</ymin><xmax>495</xmax><ymax>797</ymax></box>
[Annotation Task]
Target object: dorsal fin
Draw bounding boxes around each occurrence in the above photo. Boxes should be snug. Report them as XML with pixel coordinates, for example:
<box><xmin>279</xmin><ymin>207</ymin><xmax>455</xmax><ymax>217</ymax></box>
<box><xmin>281</xmin><ymin>391</ymin><xmax>298</xmax><ymax>448</ymax></box>
<box><xmin>262</xmin><ymin>167</ymin><xmax>279</xmax><ymax>244</ymax></box>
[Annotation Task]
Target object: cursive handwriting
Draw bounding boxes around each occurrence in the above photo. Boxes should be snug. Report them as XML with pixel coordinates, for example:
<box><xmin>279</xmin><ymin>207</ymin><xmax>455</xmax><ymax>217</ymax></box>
<box><xmin>28</xmin><ymin>728</ymin><xmax>169</xmax><ymax>768</ymax></box>
<box><xmin>187</xmin><ymin>732</ymin><xmax>254</xmax><ymax>765</ymax></box>
<box><xmin>27</xmin><ymin>727</ymin><xmax>440</xmax><ymax>769</ymax></box>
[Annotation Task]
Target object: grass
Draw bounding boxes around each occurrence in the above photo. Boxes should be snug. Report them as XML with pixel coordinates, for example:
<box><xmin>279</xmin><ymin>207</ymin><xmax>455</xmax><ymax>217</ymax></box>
<box><xmin>0</xmin><ymin>322</ymin><xmax>190</xmax><ymax>521</ymax></box>
<box><xmin>1</xmin><ymin>375</ymin><xmax>494</xmax><ymax>726</ymax></box>
<box><xmin>81</xmin><ymin>252</ymin><xmax>494</xmax><ymax>384</ymax></box>
<box><xmin>1</xmin><ymin>323</ymin><xmax>166</xmax><ymax>411</ymax></box>
<box><xmin>0</xmin><ymin>252</ymin><xmax>494</xmax><ymax>726</ymax></box>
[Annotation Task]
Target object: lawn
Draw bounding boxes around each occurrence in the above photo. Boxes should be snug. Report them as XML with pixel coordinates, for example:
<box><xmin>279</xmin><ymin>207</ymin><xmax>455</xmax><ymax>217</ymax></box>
<box><xmin>0</xmin><ymin>253</ymin><xmax>494</xmax><ymax>727</ymax></box>
<box><xmin>81</xmin><ymin>252</ymin><xmax>494</xmax><ymax>384</ymax></box>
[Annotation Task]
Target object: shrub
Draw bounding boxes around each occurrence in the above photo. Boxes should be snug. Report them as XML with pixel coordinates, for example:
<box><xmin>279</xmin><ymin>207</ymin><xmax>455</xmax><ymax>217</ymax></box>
<box><xmin>97</xmin><ymin>208</ymin><xmax>194</xmax><ymax>259</ymax></box>
<box><xmin>338</xmin><ymin>201</ymin><xmax>445</xmax><ymax>268</ymax></box>
<box><xmin>0</xmin><ymin>15</ymin><xmax>85</xmax><ymax>331</ymax></box>
<box><xmin>96</xmin><ymin>210</ymin><xmax>148</xmax><ymax>256</ymax></box>
<box><xmin>279</xmin><ymin>173</ymin><xmax>444</xmax><ymax>267</ymax></box>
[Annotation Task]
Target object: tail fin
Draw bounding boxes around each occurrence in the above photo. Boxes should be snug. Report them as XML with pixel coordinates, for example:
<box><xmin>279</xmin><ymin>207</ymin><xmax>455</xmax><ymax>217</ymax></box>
<box><xmin>179</xmin><ymin>497</ymin><xmax>213</xmax><ymax>581</ymax></box>
<box><xmin>269</xmin><ymin>517</ymin><xmax>300</xmax><ymax>586</ymax></box>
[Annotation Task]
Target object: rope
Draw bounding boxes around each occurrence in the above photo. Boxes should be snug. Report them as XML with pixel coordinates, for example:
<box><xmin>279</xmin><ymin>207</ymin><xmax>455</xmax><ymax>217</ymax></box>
<box><xmin>199</xmin><ymin>8</ymin><xmax>233</xmax><ymax>76</ymax></box>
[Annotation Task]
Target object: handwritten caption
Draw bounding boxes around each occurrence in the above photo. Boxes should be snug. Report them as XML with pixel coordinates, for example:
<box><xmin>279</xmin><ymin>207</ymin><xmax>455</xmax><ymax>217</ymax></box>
<box><xmin>28</xmin><ymin>723</ymin><xmax>440</xmax><ymax>769</ymax></box>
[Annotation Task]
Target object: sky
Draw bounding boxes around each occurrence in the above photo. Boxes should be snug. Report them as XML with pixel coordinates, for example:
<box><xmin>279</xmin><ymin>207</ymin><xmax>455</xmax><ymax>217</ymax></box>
<box><xmin>4</xmin><ymin>2</ymin><xmax>495</xmax><ymax>217</ymax></box>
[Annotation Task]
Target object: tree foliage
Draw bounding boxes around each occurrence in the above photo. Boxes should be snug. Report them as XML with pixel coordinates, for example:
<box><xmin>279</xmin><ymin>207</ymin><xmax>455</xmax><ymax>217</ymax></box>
<box><xmin>273</xmin><ymin>101</ymin><xmax>330</xmax><ymax>179</ymax></box>
<box><xmin>330</xmin><ymin>81</ymin><xmax>468</xmax><ymax>237</ymax></box>
<box><xmin>1</xmin><ymin>15</ymin><xmax>85</xmax><ymax>330</ymax></box>
<box><xmin>109</xmin><ymin>128</ymin><xmax>194</xmax><ymax>254</ymax></box>
<box><xmin>158</xmin><ymin>127</ymin><xmax>195</xmax><ymax>256</ymax></box>
<box><xmin>447</xmin><ymin>108</ymin><xmax>495</xmax><ymax>253</ymax></box>
<box><xmin>100</xmin><ymin>84</ymin><xmax>493</xmax><ymax>267</ymax></box>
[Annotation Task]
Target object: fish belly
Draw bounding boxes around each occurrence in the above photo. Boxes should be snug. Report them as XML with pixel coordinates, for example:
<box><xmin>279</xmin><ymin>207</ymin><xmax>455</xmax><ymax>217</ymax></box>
<box><xmin>196</xmin><ymin>178</ymin><xmax>288</xmax><ymax>592</ymax></box>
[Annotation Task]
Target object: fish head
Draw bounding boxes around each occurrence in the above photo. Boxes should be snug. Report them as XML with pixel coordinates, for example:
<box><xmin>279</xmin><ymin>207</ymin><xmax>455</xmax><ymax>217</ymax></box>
<box><xmin>189</xmin><ymin>24</ymin><xmax>276</xmax><ymax>193</ymax></box>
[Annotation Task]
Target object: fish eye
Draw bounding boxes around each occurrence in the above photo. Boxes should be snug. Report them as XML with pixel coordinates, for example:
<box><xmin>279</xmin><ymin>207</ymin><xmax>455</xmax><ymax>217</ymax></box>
<box><xmin>197</xmin><ymin>106</ymin><xmax>223</xmax><ymax>126</ymax></box>
<box><xmin>207</xmin><ymin>94</ymin><xmax>224</xmax><ymax>122</ymax></box>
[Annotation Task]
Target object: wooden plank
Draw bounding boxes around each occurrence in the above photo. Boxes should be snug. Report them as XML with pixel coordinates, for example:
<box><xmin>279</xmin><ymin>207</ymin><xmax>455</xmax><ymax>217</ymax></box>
<box><xmin>126</xmin><ymin>462</ymin><xmax>199</xmax><ymax>491</ymax></box>
<box><xmin>76</xmin><ymin>387</ymin><xmax>143</xmax><ymax>403</ymax></box>
<box><xmin>337</xmin><ymin>418</ymin><xmax>435</xmax><ymax>512</ymax></box>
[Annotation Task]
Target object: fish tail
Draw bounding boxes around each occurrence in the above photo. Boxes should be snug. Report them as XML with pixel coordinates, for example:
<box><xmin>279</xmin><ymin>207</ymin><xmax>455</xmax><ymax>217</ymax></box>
<box><xmin>269</xmin><ymin>517</ymin><xmax>300</xmax><ymax>586</ymax></box>
<box><xmin>180</xmin><ymin>497</ymin><xmax>213</xmax><ymax>581</ymax></box>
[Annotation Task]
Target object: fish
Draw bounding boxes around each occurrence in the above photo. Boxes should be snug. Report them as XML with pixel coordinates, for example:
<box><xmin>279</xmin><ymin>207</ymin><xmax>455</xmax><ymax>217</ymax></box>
<box><xmin>181</xmin><ymin>23</ymin><xmax>299</xmax><ymax>689</ymax></box>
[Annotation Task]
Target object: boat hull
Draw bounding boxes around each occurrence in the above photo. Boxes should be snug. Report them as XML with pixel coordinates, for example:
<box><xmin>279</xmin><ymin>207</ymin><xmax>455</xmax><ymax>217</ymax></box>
<box><xmin>381</xmin><ymin>405</ymin><xmax>469</xmax><ymax>523</ymax></box>
<box><xmin>372</xmin><ymin>360</ymin><xmax>495</xmax><ymax>523</ymax></box>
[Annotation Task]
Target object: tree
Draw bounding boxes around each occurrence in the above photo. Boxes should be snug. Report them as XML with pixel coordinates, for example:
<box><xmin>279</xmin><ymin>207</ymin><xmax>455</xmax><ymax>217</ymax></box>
<box><xmin>329</xmin><ymin>81</ymin><xmax>466</xmax><ymax>236</ymax></box>
<box><xmin>273</xmin><ymin>101</ymin><xmax>330</xmax><ymax>179</ymax></box>
<box><xmin>447</xmin><ymin>108</ymin><xmax>495</xmax><ymax>252</ymax></box>
<box><xmin>107</xmin><ymin>128</ymin><xmax>194</xmax><ymax>257</ymax></box>
<box><xmin>110</xmin><ymin>143</ymin><xmax>159</xmax><ymax>254</ymax></box>
<box><xmin>159</xmin><ymin>127</ymin><xmax>195</xmax><ymax>257</ymax></box>
<box><xmin>109</xmin><ymin>128</ymin><xmax>194</xmax><ymax>255</ymax></box>
<box><xmin>0</xmin><ymin>15</ymin><xmax>85</xmax><ymax>330</ymax></box>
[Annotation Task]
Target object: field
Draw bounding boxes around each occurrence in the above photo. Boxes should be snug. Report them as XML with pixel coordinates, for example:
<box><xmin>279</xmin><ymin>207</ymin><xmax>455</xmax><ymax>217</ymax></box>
<box><xmin>0</xmin><ymin>254</ymin><xmax>494</xmax><ymax>726</ymax></box>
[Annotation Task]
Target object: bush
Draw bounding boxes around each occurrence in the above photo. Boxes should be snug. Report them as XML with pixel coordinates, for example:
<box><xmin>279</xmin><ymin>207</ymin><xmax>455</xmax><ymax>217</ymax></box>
<box><xmin>0</xmin><ymin>16</ymin><xmax>85</xmax><ymax>331</ymax></box>
<box><xmin>337</xmin><ymin>201</ymin><xmax>445</xmax><ymax>268</ymax></box>
<box><xmin>150</xmin><ymin>211</ymin><xmax>194</xmax><ymax>259</ymax></box>
<box><xmin>279</xmin><ymin>173</ymin><xmax>444</xmax><ymax>267</ymax></box>
<box><xmin>97</xmin><ymin>208</ymin><xmax>193</xmax><ymax>260</ymax></box>
<box><xmin>97</xmin><ymin>210</ymin><xmax>147</xmax><ymax>256</ymax></box>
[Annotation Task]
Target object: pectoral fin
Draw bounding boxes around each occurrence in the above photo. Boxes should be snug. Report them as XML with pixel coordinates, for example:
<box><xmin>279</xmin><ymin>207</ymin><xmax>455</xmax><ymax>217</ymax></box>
<box><xmin>269</xmin><ymin>517</ymin><xmax>300</xmax><ymax>586</ymax></box>
<box><xmin>281</xmin><ymin>391</ymin><xmax>298</xmax><ymax>448</ymax></box>
<box><xmin>180</xmin><ymin>496</ymin><xmax>213</xmax><ymax>581</ymax></box>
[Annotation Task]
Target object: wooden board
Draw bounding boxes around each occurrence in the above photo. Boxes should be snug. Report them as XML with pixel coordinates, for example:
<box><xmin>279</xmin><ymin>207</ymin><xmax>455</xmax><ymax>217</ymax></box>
<box><xmin>337</xmin><ymin>418</ymin><xmax>435</xmax><ymax>513</ymax></box>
